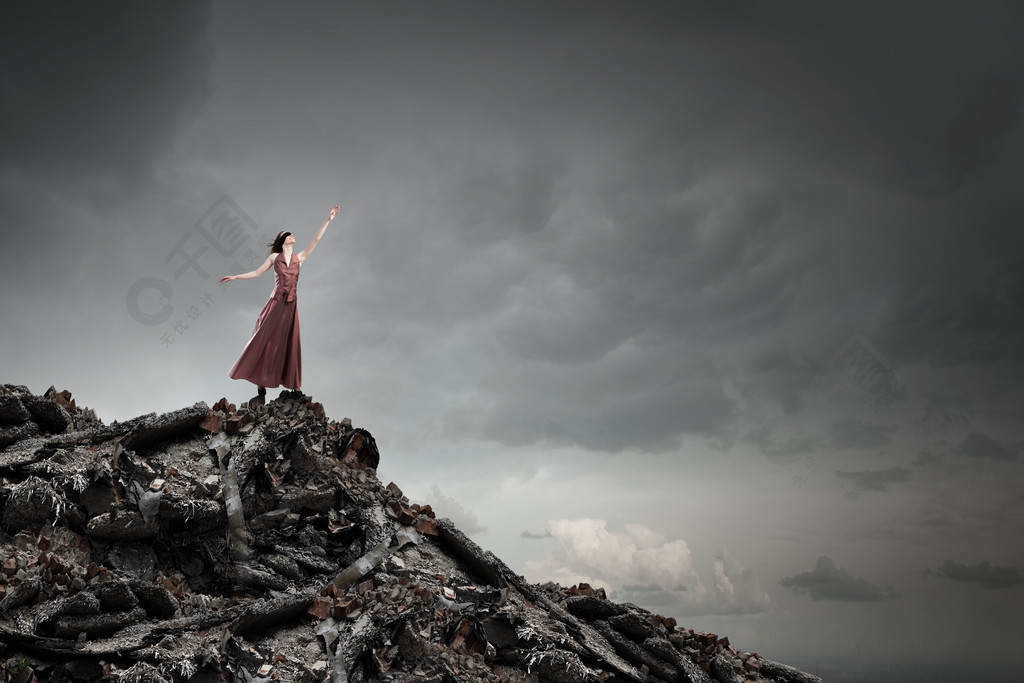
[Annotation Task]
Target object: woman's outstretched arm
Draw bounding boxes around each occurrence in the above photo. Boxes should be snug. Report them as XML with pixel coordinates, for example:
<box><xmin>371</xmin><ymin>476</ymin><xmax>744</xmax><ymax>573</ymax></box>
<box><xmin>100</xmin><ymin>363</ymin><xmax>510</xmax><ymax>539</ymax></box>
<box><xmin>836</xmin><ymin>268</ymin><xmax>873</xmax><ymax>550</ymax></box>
<box><xmin>297</xmin><ymin>204</ymin><xmax>340</xmax><ymax>264</ymax></box>
<box><xmin>219</xmin><ymin>253</ymin><xmax>275</xmax><ymax>283</ymax></box>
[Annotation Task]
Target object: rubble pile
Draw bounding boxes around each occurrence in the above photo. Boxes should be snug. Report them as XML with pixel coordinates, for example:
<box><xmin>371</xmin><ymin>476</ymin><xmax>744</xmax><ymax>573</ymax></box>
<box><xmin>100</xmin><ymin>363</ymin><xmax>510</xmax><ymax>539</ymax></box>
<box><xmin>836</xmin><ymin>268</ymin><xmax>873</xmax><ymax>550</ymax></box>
<box><xmin>0</xmin><ymin>383</ymin><xmax>821</xmax><ymax>683</ymax></box>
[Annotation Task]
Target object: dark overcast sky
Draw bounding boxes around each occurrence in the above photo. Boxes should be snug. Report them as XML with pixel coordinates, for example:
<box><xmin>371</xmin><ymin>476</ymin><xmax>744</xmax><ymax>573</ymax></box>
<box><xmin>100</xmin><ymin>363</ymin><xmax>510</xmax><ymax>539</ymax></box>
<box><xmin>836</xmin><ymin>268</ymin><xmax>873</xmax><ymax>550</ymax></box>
<box><xmin>3</xmin><ymin>2</ymin><xmax>1023</xmax><ymax>678</ymax></box>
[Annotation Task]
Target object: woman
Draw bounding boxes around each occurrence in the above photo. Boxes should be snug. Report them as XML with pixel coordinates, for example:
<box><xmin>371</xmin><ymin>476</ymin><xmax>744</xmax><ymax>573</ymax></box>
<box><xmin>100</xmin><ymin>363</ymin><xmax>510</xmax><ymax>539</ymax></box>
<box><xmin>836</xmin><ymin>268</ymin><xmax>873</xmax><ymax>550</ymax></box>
<box><xmin>220</xmin><ymin>204</ymin><xmax>340</xmax><ymax>397</ymax></box>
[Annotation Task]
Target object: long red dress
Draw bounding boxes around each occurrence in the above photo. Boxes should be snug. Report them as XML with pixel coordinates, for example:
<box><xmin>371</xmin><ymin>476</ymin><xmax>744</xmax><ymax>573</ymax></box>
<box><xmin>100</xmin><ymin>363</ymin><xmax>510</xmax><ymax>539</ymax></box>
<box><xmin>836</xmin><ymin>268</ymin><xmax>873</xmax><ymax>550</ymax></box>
<box><xmin>229</xmin><ymin>251</ymin><xmax>302</xmax><ymax>390</ymax></box>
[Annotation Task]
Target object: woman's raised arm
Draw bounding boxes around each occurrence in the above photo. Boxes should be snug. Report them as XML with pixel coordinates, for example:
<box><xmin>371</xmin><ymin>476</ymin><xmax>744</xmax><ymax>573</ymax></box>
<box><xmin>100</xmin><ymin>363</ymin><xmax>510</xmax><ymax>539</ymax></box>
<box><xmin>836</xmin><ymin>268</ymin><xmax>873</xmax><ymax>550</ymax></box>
<box><xmin>297</xmin><ymin>204</ymin><xmax>340</xmax><ymax>264</ymax></box>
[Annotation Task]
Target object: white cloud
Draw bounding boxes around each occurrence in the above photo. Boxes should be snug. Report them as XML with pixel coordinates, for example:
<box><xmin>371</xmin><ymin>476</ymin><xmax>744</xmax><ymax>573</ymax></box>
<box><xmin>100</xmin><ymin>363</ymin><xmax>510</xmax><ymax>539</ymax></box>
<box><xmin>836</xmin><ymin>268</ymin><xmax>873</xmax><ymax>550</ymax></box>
<box><xmin>712</xmin><ymin>548</ymin><xmax>773</xmax><ymax>614</ymax></box>
<box><xmin>524</xmin><ymin>518</ymin><xmax>770</xmax><ymax>617</ymax></box>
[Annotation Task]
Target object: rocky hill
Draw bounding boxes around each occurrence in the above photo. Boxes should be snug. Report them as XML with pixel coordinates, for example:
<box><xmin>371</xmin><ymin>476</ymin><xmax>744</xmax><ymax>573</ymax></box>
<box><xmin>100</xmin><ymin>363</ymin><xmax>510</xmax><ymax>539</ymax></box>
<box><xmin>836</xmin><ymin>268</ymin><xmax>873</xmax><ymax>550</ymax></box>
<box><xmin>0</xmin><ymin>383</ymin><xmax>821</xmax><ymax>683</ymax></box>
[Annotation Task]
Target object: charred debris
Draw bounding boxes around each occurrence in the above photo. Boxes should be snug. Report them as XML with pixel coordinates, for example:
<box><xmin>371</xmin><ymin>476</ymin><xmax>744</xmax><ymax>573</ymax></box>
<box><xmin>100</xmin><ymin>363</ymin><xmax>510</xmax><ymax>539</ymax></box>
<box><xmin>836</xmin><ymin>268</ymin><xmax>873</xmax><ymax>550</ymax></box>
<box><xmin>0</xmin><ymin>384</ymin><xmax>820</xmax><ymax>683</ymax></box>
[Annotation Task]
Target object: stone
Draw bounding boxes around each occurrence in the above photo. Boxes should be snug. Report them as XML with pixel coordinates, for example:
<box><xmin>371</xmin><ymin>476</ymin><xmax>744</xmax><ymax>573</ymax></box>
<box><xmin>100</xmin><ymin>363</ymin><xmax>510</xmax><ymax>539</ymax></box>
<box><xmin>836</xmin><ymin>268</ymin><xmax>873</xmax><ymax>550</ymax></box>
<box><xmin>0</xmin><ymin>421</ymin><xmax>40</xmax><ymax>450</ymax></box>
<box><xmin>231</xmin><ymin>588</ymin><xmax>319</xmax><ymax>635</ymax></box>
<box><xmin>22</xmin><ymin>394</ymin><xmax>72</xmax><ymax>434</ymax></box>
<box><xmin>264</xmin><ymin>554</ymin><xmax>304</xmax><ymax>581</ymax></box>
<box><xmin>593</xmin><ymin>619</ymin><xmax>679</xmax><ymax>682</ymax></box>
<box><xmin>280</xmin><ymin>486</ymin><xmax>335</xmax><ymax>513</ymax></box>
<box><xmin>306</xmin><ymin>595</ymin><xmax>332</xmax><ymax>620</ymax></box>
<box><xmin>711</xmin><ymin>654</ymin><xmax>743</xmax><ymax>683</ymax></box>
<box><xmin>414</xmin><ymin>517</ymin><xmax>440</xmax><ymax>538</ymax></box>
<box><xmin>79</xmin><ymin>483</ymin><xmax>116</xmax><ymax>516</ymax></box>
<box><xmin>52</xmin><ymin>606</ymin><xmax>147</xmax><ymax>639</ymax></box>
<box><xmin>199</xmin><ymin>411</ymin><xmax>224</xmax><ymax>434</ymax></box>
<box><xmin>224</xmin><ymin>415</ymin><xmax>242</xmax><ymax>434</ymax></box>
<box><xmin>564</xmin><ymin>594</ymin><xmax>627</xmax><ymax>620</ymax></box>
<box><xmin>251</xmin><ymin>508</ymin><xmax>290</xmax><ymax>531</ymax></box>
<box><xmin>0</xmin><ymin>578</ymin><xmax>40</xmax><ymax>611</ymax></box>
<box><xmin>0</xmin><ymin>394</ymin><xmax>31</xmax><ymax>426</ymax></box>
<box><xmin>86</xmin><ymin>511</ymin><xmax>158</xmax><ymax>541</ymax></box>
<box><xmin>332</xmin><ymin>596</ymin><xmax>362</xmax><ymax>619</ymax></box>
<box><xmin>90</xmin><ymin>578</ymin><xmax>139</xmax><ymax>611</ymax></box>
<box><xmin>0</xmin><ymin>384</ymin><xmax>823</xmax><ymax>683</ymax></box>
<box><xmin>338</xmin><ymin>428</ymin><xmax>380</xmax><ymax>469</ymax></box>
<box><xmin>288</xmin><ymin>437</ymin><xmax>318</xmax><ymax>476</ymax></box>
<box><xmin>130</xmin><ymin>581</ymin><xmax>180</xmax><ymax>618</ymax></box>
<box><xmin>608</xmin><ymin>611</ymin><xmax>661</xmax><ymax>641</ymax></box>
<box><xmin>121</xmin><ymin>402</ymin><xmax>209</xmax><ymax>450</ymax></box>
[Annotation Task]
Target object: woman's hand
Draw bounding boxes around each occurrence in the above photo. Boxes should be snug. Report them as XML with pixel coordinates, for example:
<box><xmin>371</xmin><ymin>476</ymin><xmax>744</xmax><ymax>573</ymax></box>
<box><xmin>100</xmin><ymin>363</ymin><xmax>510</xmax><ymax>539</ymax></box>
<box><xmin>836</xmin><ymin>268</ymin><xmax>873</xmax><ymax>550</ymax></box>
<box><xmin>219</xmin><ymin>275</ymin><xmax>237</xmax><ymax>283</ymax></box>
<box><xmin>328</xmin><ymin>204</ymin><xmax>340</xmax><ymax>220</ymax></box>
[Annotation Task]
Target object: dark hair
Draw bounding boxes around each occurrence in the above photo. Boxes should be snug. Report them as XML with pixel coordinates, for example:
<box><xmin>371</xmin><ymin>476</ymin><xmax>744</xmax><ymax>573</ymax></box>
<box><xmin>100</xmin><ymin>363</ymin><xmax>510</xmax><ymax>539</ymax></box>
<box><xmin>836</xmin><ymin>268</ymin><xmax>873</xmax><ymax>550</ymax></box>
<box><xmin>268</xmin><ymin>231</ymin><xmax>291</xmax><ymax>254</ymax></box>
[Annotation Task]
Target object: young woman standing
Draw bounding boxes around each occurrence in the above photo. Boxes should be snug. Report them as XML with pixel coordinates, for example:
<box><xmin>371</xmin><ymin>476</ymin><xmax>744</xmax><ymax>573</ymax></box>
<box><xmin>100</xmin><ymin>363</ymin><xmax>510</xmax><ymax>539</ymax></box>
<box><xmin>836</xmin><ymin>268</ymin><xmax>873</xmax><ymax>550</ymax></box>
<box><xmin>220</xmin><ymin>204</ymin><xmax>340</xmax><ymax>397</ymax></box>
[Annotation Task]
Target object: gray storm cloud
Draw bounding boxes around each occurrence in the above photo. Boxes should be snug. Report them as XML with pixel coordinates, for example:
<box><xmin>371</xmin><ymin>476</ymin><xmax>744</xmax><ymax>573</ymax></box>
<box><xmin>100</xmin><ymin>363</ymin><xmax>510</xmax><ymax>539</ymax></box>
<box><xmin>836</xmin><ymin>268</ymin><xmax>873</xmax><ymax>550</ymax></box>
<box><xmin>835</xmin><ymin>467</ymin><xmax>912</xmax><ymax>497</ymax></box>
<box><xmin>4</xmin><ymin>3</ymin><xmax>1024</xmax><ymax>677</ymax></box>
<box><xmin>924</xmin><ymin>559</ymin><xmax>1024</xmax><ymax>589</ymax></box>
<box><xmin>780</xmin><ymin>556</ymin><xmax>900</xmax><ymax>602</ymax></box>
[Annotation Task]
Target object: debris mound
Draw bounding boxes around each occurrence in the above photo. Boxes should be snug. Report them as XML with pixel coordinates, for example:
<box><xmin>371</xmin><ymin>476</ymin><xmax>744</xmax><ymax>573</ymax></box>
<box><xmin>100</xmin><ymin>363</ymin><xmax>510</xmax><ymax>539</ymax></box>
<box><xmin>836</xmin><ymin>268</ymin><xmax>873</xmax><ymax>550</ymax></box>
<box><xmin>0</xmin><ymin>383</ymin><xmax>820</xmax><ymax>683</ymax></box>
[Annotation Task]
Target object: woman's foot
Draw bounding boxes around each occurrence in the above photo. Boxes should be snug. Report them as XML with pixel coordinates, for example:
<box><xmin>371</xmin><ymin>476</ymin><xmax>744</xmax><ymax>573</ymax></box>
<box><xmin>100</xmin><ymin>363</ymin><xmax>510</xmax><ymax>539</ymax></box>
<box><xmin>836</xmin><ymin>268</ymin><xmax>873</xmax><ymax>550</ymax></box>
<box><xmin>257</xmin><ymin>386</ymin><xmax>267</xmax><ymax>397</ymax></box>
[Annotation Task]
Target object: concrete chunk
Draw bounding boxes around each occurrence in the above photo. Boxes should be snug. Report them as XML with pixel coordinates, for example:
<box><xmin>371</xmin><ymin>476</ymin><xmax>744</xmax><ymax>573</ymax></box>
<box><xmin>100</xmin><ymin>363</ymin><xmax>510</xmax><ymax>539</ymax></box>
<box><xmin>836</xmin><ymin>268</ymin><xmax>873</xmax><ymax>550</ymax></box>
<box><xmin>565</xmin><ymin>594</ymin><xmax>627</xmax><ymax>620</ymax></box>
<box><xmin>230</xmin><ymin>588</ymin><xmax>319</xmax><ymax>635</ymax></box>
<box><xmin>22</xmin><ymin>394</ymin><xmax>72</xmax><ymax>434</ymax></box>
<box><xmin>121</xmin><ymin>402</ymin><xmax>209</xmax><ymax>451</ymax></box>
<box><xmin>86</xmin><ymin>511</ymin><xmax>158</xmax><ymax>541</ymax></box>
<box><xmin>436</xmin><ymin>517</ymin><xmax>510</xmax><ymax>589</ymax></box>
<box><xmin>52</xmin><ymin>606</ymin><xmax>147</xmax><ymax>639</ymax></box>
<box><xmin>0</xmin><ymin>394</ymin><xmax>31</xmax><ymax>426</ymax></box>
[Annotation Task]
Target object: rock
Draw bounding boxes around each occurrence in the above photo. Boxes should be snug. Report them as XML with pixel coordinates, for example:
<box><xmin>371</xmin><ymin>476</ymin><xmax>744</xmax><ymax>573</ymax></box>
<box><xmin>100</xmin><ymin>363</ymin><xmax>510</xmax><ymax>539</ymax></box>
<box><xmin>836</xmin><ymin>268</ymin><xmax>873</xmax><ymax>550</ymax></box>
<box><xmin>86</xmin><ymin>511</ymin><xmax>158</xmax><ymax>541</ymax></box>
<box><xmin>130</xmin><ymin>580</ymin><xmax>180</xmax><ymax>618</ymax></box>
<box><xmin>199</xmin><ymin>411</ymin><xmax>224</xmax><ymax>434</ymax></box>
<box><xmin>235</xmin><ymin>563</ymin><xmax>290</xmax><ymax>591</ymax></box>
<box><xmin>288</xmin><ymin>436</ymin><xmax>318</xmax><ymax>476</ymax></box>
<box><xmin>0</xmin><ymin>384</ymin><xmax>823</xmax><ymax>683</ymax></box>
<box><xmin>0</xmin><ymin>577</ymin><xmax>40</xmax><ymax>611</ymax></box>
<box><xmin>79</xmin><ymin>483</ymin><xmax>116</xmax><ymax>516</ymax></box>
<box><xmin>436</xmin><ymin>517</ymin><xmax>510</xmax><ymax>589</ymax></box>
<box><xmin>594</xmin><ymin>619</ymin><xmax>680</xmax><ymax>682</ymax></box>
<box><xmin>230</xmin><ymin>588</ymin><xmax>319</xmax><ymax>635</ymax></box>
<box><xmin>338</xmin><ymin>428</ymin><xmax>380</xmax><ymax>469</ymax></box>
<box><xmin>52</xmin><ymin>606</ymin><xmax>147</xmax><ymax>639</ymax></box>
<box><xmin>264</xmin><ymin>553</ymin><xmax>304</xmax><ymax>581</ymax></box>
<box><xmin>759</xmin><ymin>659</ymin><xmax>823</xmax><ymax>683</ymax></box>
<box><xmin>280</xmin><ymin>486</ymin><xmax>336</xmax><ymax>513</ymax></box>
<box><xmin>0</xmin><ymin>421</ymin><xmax>39</xmax><ymax>450</ymax></box>
<box><xmin>0</xmin><ymin>394</ymin><xmax>31</xmax><ymax>426</ymax></box>
<box><xmin>251</xmin><ymin>508</ymin><xmax>291</xmax><ymax>531</ymax></box>
<box><xmin>414</xmin><ymin>517</ymin><xmax>440</xmax><ymax>538</ymax></box>
<box><xmin>22</xmin><ymin>394</ymin><xmax>72</xmax><ymax>434</ymax></box>
<box><xmin>608</xmin><ymin>611</ymin><xmax>662</xmax><ymax>641</ymax></box>
<box><xmin>121</xmin><ymin>402</ymin><xmax>209</xmax><ymax>451</ymax></box>
<box><xmin>711</xmin><ymin>653</ymin><xmax>744</xmax><ymax>683</ymax></box>
<box><xmin>89</xmin><ymin>578</ymin><xmax>139</xmax><ymax>611</ymax></box>
<box><xmin>565</xmin><ymin>594</ymin><xmax>628</xmax><ymax>620</ymax></box>
<box><xmin>2</xmin><ymin>476</ymin><xmax>61</xmax><ymax>531</ymax></box>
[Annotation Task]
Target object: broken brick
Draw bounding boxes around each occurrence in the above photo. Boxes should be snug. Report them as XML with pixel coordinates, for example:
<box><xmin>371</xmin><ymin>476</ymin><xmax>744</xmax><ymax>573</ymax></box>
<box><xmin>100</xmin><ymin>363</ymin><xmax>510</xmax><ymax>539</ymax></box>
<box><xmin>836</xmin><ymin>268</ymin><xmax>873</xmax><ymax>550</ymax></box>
<box><xmin>414</xmin><ymin>517</ymin><xmax>440</xmax><ymax>538</ymax></box>
<box><xmin>397</xmin><ymin>506</ymin><xmax>417</xmax><ymax>526</ymax></box>
<box><xmin>199</xmin><ymin>411</ymin><xmax>224</xmax><ymax>434</ymax></box>
<box><xmin>332</xmin><ymin>596</ymin><xmax>362</xmax><ymax>619</ymax></box>
<box><xmin>305</xmin><ymin>596</ymin><xmax>332</xmax><ymax>620</ymax></box>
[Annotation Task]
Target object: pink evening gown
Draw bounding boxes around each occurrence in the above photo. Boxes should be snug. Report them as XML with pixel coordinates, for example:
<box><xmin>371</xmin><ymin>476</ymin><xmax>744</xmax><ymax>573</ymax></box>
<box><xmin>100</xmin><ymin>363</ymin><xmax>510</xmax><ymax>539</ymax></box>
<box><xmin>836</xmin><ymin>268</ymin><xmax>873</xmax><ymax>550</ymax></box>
<box><xmin>228</xmin><ymin>251</ymin><xmax>302</xmax><ymax>390</ymax></box>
